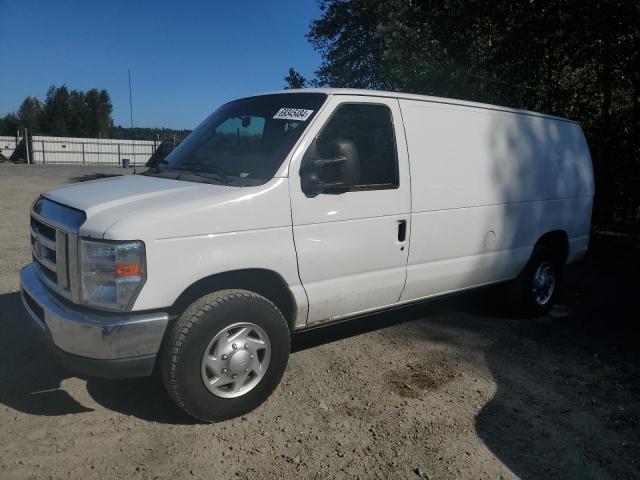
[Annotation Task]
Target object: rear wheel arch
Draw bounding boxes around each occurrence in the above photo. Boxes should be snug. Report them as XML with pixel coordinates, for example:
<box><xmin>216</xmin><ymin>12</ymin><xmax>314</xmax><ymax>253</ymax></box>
<box><xmin>534</xmin><ymin>230</ymin><xmax>569</xmax><ymax>265</ymax></box>
<box><xmin>170</xmin><ymin>269</ymin><xmax>297</xmax><ymax>330</ymax></box>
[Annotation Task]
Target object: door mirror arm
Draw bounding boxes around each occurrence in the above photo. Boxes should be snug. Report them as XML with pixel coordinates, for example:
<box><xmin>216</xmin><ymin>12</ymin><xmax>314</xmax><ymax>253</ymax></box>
<box><xmin>312</xmin><ymin>156</ymin><xmax>347</xmax><ymax>168</ymax></box>
<box><xmin>300</xmin><ymin>140</ymin><xmax>360</xmax><ymax>197</ymax></box>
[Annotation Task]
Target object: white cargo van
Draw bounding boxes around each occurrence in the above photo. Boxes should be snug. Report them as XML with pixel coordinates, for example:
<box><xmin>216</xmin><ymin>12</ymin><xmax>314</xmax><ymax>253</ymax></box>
<box><xmin>20</xmin><ymin>89</ymin><xmax>594</xmax><ymax>421</ymax></box>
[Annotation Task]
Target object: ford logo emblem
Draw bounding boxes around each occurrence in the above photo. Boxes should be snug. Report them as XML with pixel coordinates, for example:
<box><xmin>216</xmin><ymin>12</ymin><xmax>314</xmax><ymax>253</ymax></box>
<box><xmin>33</xmin><ymin>238</ymin><xmax>46</xmax><ymax>260</ymax></box>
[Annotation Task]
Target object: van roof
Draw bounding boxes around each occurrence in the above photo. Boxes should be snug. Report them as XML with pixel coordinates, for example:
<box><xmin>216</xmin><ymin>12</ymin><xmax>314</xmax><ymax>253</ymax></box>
<box><xmin>260</xmin><ymin>88</ymin><xmax>577</xmax><ymax>124</ymax></box>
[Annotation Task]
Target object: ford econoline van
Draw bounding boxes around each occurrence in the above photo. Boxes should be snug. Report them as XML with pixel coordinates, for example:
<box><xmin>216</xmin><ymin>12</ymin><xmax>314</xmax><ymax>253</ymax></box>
<box><xmin>21</xmin><ymin>89</ymin><xmax>594</xmax><ymax>421</ymax></box>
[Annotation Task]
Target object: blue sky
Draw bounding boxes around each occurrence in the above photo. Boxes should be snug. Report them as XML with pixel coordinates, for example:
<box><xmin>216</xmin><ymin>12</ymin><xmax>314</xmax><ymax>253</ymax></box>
<box><xmin>0</xmin><ymin>0</ymin><xmax>322</xmax><ymax>129</ymax></box>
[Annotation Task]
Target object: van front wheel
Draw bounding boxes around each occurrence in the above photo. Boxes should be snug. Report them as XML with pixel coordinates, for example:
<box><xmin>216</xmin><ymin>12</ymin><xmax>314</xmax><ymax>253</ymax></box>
<box><xmin>161</xmin><ymin>289</ymin><xmax>290</xmax><ymax>422</ymax></box>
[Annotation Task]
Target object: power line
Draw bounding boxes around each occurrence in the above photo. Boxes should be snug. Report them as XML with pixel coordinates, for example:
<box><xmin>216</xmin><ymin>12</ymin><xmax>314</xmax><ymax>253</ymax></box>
<box><xmin>128</xmin><ymin>69</ymin><xmax>134</xmax><ymax>128</ymax></box>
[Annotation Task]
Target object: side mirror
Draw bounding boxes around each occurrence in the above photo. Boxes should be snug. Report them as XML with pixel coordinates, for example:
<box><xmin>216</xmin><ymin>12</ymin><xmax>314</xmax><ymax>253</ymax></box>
<box><xmin>300</xmin><ymin>139</ymin><xmax>360</xmax><ymax>196</ymax></box>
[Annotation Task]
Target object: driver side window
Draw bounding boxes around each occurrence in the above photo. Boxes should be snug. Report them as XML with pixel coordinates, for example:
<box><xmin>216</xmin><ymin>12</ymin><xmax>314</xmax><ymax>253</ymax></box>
<box><xmin>313</xmin><ymin>103</ymin><xmax>399</xmax><ymax>189</ymax></box>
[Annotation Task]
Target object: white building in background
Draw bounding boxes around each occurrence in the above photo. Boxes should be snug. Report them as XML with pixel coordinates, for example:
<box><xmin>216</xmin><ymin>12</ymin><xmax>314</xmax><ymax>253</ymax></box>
<box><xmin>30</xmin><ymin>136</ymin><xmax>158</xmax><ymax>165</ymax></box>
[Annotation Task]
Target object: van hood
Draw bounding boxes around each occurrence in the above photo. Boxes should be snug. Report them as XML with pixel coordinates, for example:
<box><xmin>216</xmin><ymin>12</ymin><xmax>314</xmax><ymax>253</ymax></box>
<box><xmin>42</xmin><ymin>174</ymin><xmax>291</xmax><ymax>240</ymax></box>
<box><xmin>44</xmin><ymin>174</ymin><xmax>202</xmax><ymax>215</ymax></box>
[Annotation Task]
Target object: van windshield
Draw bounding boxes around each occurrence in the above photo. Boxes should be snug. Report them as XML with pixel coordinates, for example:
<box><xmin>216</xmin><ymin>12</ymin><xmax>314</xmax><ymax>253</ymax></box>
<box><xmin>148</xmin><ymin>93</ymin><xmax>327</xmax><ymax>186</ymax></box>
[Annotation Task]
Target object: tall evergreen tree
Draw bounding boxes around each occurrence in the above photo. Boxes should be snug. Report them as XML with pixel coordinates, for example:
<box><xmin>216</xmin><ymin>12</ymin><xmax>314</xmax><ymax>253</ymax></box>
<box><xmin>0</xmin><ymin>113</ymin><xmax>20</xmax><ymax>136</ymax></box>
<box><xmin>284</xmin><ymin>68</ymin><xmax>308</xmax><ymax>89</ymax></box>
<box><xmin>97</xmin><ymin>89</ymin><xmax>113</xmax><ymax>137</ymax></box>
<box><xmin>43</xmin><ymin>85</ymin><xmax>71</xmax><ymax>136</ymax></box>
<box><xmin>7</xmin><ymin>84</ymin><xmax>116</xmax><ymax>138</ymax></box>
<box><xmin>67</xmin><ymin>90</ymin><xmax>88</xmax><ymax>137</ymax></box>
<box><xmin>17</xmin><ymin>96</ymin><xmax>43</xmax><ymax>133</ymax></box>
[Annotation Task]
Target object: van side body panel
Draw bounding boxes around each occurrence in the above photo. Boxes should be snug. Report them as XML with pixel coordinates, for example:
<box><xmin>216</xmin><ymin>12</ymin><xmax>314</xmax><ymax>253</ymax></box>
<box><xmin>399</xmin><ymin>100</ymin><xmax>593</xmax><ymax>302</ymax></box>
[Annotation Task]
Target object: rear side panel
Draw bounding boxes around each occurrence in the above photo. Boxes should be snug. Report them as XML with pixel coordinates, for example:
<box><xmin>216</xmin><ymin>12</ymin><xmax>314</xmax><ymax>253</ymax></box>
<box><xmin>399</xmin><ymin>100</ymin><xmax>593</xmax><ymax>302</ymax></box>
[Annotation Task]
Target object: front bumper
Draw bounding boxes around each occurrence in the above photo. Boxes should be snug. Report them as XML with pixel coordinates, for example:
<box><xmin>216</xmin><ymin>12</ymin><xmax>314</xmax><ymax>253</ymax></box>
<box><xmin>20</xmin><ymin>263</ymin><xmax>168</xmax><ymax>378</ymax></box>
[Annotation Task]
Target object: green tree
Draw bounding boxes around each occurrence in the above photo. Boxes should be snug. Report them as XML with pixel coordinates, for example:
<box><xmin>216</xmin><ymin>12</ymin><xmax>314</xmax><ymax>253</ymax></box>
<box><xmin>67</xmin><ymin>90</ymin><xmax>88</xmax><ymax>137</ymax></box>
<box><xmin>84</xmin><ymin>88</ymin><xmax>101</xmax><ymax>137</ymax></box>
<box><xmin>97</xmin><ymin>89</ymin><xmax>113</xmax><ymax>136</ymax></box>
<box><xmin>18</xmin><ymin>84</ymin><xmax>116</xmax><ymax>138</ymax></box>
<box><xmin>0</xmin><ymin>113</ymin><xmax>20</xmax><ymax>136</ymax></box>
<box><xmin>82</xmin><ymin>88</ymin><xmax>113</xmax><ymax>137</ymax></box>
<box><xmin>42</xmin><ymin>85</ymin><xmax>71</xmax><ymax>136</ymax></box>
<box><xmin>308</xmin><ymin>0</ymin><xmax>384</xmax><ymax>89</ymax></box>
<box><xmin>17</xmin><ymin>96</ymin><xmax>43</xmax><ymax>133</ymax></box>
<box><xmin>284</xmin><ymin>68</ymin><xmax>308</xmax><ymax>89</ymax></box>
<box><xmin>300</xmin><ymin>0</ymin><xmax>640</xmax><ymax>231</ymax></box>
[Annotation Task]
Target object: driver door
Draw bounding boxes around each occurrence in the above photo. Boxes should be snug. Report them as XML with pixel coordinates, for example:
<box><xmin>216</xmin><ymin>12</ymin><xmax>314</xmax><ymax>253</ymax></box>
<box><xmin>288</xmin><ymin>96</ymin><xmax>411</xmax><ymax>324</ymax></box>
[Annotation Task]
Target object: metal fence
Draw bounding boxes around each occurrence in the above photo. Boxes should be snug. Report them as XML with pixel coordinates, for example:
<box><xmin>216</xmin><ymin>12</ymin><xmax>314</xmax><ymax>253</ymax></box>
<box><xmin>29</xmin><ymin>135</ymin><xmax>158</xmax><ymax>166</ymax></box>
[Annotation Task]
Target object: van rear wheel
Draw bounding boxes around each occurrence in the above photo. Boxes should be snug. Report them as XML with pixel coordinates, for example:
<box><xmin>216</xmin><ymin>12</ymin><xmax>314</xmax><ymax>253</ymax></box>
<box><xmin>511</xmin><ymin>246</ymin><xmax>560</xmax><ymax>317</ymax></box>
<box><xmin>161</xmin><ymin>289</ymin><xmax>290</xmax><ymax>422</ymax></box>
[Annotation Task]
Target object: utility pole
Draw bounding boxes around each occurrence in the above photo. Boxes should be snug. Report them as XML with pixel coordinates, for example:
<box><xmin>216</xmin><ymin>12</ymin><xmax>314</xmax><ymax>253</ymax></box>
<box><xmin>128</xmin><ymin>69</ymin><xmax>134</xmax><ymax>128</ymax></box>
<box><xmin>24</xmin><ymin>128</ymin><xmax>30</xmax><ymax>165</ymax></box>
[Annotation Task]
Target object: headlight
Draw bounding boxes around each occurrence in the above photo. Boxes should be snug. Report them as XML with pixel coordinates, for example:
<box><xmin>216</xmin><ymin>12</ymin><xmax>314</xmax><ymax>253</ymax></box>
<box><xmin>80</xmin><ymin>239</ymin><xmax>146</xmax><ymax>311</ymax></box>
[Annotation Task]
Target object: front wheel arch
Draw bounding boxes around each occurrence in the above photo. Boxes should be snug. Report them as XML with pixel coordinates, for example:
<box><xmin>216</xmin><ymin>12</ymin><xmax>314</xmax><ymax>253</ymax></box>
<box><xmin>169</xmin><ymin>269</ymin><xmax>298</xmax><ymax>330</ymax></box>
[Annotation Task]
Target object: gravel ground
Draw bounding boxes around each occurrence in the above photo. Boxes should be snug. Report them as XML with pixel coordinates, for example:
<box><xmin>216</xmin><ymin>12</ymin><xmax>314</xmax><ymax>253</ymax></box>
<box><xmin>0</xmin><ymin>164</ymin><xmax>638</xmax><ymax>480</ymax></box>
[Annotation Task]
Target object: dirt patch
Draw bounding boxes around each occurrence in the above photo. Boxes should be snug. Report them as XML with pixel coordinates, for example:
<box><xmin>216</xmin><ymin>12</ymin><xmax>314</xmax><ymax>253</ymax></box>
<box><xmin>387</xmin><ymin>361</ymin><xmax>458</xmax><ymax>398</ymax></box>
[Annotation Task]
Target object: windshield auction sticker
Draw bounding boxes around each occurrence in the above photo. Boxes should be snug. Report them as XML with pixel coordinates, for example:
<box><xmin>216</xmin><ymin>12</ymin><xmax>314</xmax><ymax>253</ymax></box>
<box><xmin>273</xmin><ymin>108</ymin><xmax>314</xmax><ymax>121</ymax></box>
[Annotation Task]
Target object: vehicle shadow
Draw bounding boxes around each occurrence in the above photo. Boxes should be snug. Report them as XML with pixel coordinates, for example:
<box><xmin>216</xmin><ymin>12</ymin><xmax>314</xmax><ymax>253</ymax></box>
<box><xmin>0</xmin><ymin>287</ymin><xmax>431</xmax><ymax>425</ymax></box>
<box><xmin>85</xmin><ymin>304</ymin><xmax>435</xmax><ymax>424</ymax></box>
<box><xmin>0</xmin><ymin>291</ymin><xmax>93</xmax><ymax>416</ymax></box>
<box><xmin>412</xmin><ymin>240</ymin><xmax>640</xmax><ymax>480</ymax></box>
<box><xmin>0</xmin><ymin>291</ymin><xmax>194</xmax><ymax>424</ymax></box>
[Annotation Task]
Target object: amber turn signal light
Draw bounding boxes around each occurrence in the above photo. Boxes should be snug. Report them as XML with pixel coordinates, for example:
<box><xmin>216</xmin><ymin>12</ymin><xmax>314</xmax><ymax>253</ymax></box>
<box><xmin>115</xmin><ymin>263</ymin><xmax>142</xmax><ymax>277</ymax></box>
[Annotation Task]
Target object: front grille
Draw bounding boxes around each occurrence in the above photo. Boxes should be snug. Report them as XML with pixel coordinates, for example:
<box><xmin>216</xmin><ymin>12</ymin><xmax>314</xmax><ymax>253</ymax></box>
<box><xmin>30</xmin><ymin>197</ymin><xmax>85</xmax><ymax>304</ymax></box>
<box><xmin>30</xmin><ymin>214</ymin><xmax>69</xmax><ymax>291</ymax></box>
<box><xmin>30</xmin><ymin>216</ymin><xmax>56</xmax><ymax>243</ymax></box>
<box><xmin>37</xmin><ymin>261</ymin><xmax>58</xmax><ymax>284</ymax></box>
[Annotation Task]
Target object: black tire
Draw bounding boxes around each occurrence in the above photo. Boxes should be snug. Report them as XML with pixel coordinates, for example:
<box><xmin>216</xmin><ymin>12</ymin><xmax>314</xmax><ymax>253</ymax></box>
<box><xmin>161</xmin><ymin>289</ymin><xmax>290</xmax><ymax>422</ymax></box>
<box><xmin>510</xmin><ymin>246</ymin><xmax>561</xmax><ymax>317</ymax></box>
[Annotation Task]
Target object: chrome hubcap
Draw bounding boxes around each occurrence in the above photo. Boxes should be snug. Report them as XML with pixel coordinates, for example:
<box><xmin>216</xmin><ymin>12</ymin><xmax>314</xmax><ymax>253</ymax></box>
<box><xmin>201</xmin><ymin>322</ymin><xmax>271</xmax><ymax>398</ymax></box>
<box><xmin>532</xmin><ymin>261</ymin><xmax>556</xmax><ymax>305</ymax></box>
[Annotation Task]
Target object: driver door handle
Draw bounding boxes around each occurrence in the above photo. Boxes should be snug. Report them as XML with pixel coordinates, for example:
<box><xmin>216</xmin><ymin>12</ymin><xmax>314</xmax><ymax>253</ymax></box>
<box><xmin>398</xmin><ymin>220</ymin><xmax>407</xmax><ymax>242</ymax></box>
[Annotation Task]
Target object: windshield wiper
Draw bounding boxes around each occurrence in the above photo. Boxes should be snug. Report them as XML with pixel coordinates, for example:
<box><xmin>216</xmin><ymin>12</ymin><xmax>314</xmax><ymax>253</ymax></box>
<box><xmin>142</xmin><ymin>168</ymin><xmax>181</xmax><ymax>180</ymax></box>
<box><xmin>173</xmin><ymin>167</ymin><xmax>230</xmax><ymax>184</ymax></box>
<box><xmin>178</xmin><ymin>163</ymin><xmax>231</xmax><ymax>183</ymax></box>
<box><xmin>141</xmin><ymin>160</ymin><xmax>231</xmax><ymax>184</ymax></box>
